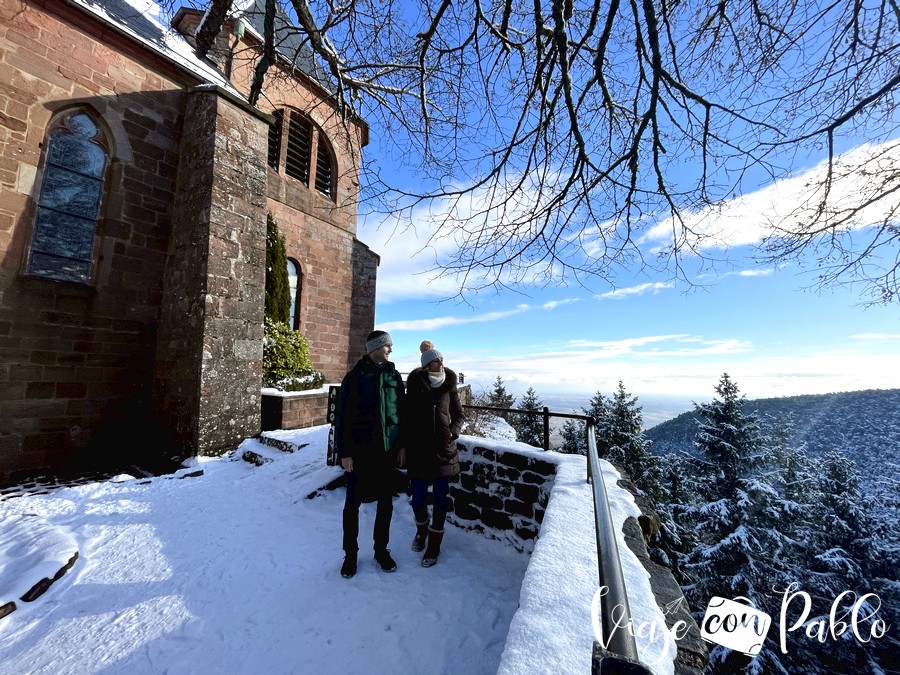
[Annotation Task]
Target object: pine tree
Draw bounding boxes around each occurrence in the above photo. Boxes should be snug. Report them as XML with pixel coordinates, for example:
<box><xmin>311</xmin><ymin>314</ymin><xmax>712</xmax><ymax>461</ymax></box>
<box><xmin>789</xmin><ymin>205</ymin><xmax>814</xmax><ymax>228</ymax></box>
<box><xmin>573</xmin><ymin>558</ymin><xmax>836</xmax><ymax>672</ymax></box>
<box><xmin>559</xmin><ymin>418</ymin><xmax>586</xmax><ymax>455</ymax></box>
<box><xmin>512</xmin><ymin>387</ymin><xmax>544</xmax><ymax>448</ymax></box>
<box><xmin>557</xmin><ymin>391</ymin><xmax>607</xmax><ymax>455</ymax></box>
<box><xmin>487</xmin><ymin>375</ymin><xmax>515</xmax><ymax>422</ymax></box>
<box><xmin>651</xmin><ymin>452</ymin><xmax>695</xmax><ymax>584</ymax></box>
<box><xmin>867</xmin><ymin>477</ymin><xmax>900</xmax><ymax>672</ymax></box>
<box><xmin>810</xmin><ymin>451</ymin><xmax>871</xmax><ymax>590</ymax></box>
<box><xmin>584</xmin><ymin>390</ymin><xmax>608</xmax><ymax>425</ymax></box>
<box><xmin>265</xmin><ymin>212</ymin><xmax>290</xmax><ymax>325</ymax></box>
<box><xmin>594</xmin><ymin>381</ymin><xmax>660</xmax><ymax>498</ymax></box>
<box><xmin>680</xmin><ymin>374</ymin><xmax>797</xmax><ymax>675</ymax></box>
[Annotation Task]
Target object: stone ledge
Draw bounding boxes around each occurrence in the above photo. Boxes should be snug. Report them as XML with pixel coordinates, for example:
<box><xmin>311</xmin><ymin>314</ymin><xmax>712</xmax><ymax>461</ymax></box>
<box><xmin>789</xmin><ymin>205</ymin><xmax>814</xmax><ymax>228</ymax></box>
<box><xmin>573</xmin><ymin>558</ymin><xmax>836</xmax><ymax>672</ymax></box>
<box><xmin>0</xmin><ymin>513</ymin><xmax>80</xmax><ymax>622</ymax></box>
<box><xmin>449</xmin><ymin>437</ymin><xmax>557</xmax><ymax>553</ymax></box>
<box><xmin>621</xmin><ymin>511</ymin><xmax>708</xmax><ymax>674</ymax></box>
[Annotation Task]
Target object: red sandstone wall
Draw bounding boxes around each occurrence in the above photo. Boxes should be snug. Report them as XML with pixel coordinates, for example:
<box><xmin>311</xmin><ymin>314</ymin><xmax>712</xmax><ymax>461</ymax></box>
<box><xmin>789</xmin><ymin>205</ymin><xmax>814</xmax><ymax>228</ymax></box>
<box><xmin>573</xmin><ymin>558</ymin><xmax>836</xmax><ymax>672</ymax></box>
<box><xmin>0</xmin><ymin>0</ymin><xmax>185</xmax><ymax>477</ymax></box>
<box><xmin>225</xmin><ymin>19</ymin><xmax>374</xmax><ymax>382</ymax></box>
<box><xmin>0</xmin><ymin>2</ymin><xmax>378</xmax><ymax>478</ymax></box>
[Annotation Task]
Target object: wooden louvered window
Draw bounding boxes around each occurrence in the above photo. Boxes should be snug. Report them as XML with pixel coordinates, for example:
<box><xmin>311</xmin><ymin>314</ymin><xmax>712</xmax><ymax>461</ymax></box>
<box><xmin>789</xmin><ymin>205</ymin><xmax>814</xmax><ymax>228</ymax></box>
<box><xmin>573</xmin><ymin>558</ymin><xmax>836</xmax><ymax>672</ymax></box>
<box><xmin>267</xmin><ymin>109</ymin><xmax>283</xmax><ymax>170</ymax></box>
<box><xmin>314</xmin><ymin>141</ymin><xmax>333</xmax><ymax>198</ymax></box>
<box><xmin>267</xmin><ymin>108</ymin><xmax>336</xmax><ymax>202</ymax></box>
<box><xmin>284</xmin><ymin>112</ymin><xmax>311</xmax><ymax>184</ymax></box>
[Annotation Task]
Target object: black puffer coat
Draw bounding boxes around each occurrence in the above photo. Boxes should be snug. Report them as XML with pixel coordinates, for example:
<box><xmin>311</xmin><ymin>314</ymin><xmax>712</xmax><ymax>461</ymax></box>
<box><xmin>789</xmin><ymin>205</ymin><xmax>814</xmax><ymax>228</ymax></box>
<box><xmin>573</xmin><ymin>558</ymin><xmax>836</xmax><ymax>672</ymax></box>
<box><xmin>405</xmin><ymin>367</ymin><xmax>464</xmax><ymax>481</ymax></box>
<box><xmin>333</xmin><ymin>355</ymin><xmax>405</xmax><ymax>474</ymax></box>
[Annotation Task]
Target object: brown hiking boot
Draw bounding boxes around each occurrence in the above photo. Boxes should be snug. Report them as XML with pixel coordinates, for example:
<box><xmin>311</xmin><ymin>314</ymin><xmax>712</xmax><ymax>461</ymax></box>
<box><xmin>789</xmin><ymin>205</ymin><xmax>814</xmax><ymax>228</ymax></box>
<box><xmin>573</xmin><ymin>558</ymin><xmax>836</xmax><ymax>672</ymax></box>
<box><xmin>421</xmin><ymin>529</ymin><xmax>444</xmax><ymax>567</ymax></box>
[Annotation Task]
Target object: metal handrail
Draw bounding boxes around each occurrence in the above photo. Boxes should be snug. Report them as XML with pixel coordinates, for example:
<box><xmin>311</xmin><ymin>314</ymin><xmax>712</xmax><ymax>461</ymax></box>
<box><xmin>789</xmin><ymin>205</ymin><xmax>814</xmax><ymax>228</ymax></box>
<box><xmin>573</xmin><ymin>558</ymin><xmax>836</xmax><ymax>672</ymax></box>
<box><xmin>586</xmin><ymin>424</ymin><xmax>642</xmax><ymax>664</ymax></box>
<box><xmin>461</xmin><ymin>404</ymin><xmax>645</xmax><ymax>667</ymax></box>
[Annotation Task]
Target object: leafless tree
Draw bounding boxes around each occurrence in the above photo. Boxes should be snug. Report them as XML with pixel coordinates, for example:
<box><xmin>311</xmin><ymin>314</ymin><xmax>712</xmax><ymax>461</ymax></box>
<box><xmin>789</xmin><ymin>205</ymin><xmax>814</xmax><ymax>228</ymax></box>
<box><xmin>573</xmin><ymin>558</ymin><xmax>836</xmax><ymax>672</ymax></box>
<box><xmin>174</xmin><ymin>0</ymin><xmax>899</xmax><ymax>303</ymax></box>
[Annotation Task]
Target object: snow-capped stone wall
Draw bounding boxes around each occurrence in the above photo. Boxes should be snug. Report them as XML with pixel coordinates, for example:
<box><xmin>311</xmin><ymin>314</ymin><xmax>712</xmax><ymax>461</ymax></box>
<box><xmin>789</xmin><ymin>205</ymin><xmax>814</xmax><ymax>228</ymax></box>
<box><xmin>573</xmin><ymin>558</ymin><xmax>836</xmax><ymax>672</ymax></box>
<box><xmin>450</xmin><ymin>437</ymin><xmax>704</xmax><ymax>675</ymax></box>
<box><xmin>449</xmin><ymin>437</ymin><xmax>557</xmax><ymax>552</ymax></box>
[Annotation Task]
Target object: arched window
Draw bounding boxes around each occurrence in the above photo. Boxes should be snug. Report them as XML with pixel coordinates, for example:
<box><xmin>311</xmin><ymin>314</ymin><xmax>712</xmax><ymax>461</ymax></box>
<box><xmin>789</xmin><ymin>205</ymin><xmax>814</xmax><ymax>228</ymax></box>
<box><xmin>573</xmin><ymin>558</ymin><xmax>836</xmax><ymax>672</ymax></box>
<box><xmin>287</xmin><ymin>258</ymin><xmax>302</xmax><ymax>330</ymax></box>
<box><xmin>28</xmin><ymin>110</ymin><xmax>109</xmax><ymax>283</ymax></box>
<box><xmin>267</xmin><ymin>109</ymin><xmax>336</xmax><ymax>201</ymax></box>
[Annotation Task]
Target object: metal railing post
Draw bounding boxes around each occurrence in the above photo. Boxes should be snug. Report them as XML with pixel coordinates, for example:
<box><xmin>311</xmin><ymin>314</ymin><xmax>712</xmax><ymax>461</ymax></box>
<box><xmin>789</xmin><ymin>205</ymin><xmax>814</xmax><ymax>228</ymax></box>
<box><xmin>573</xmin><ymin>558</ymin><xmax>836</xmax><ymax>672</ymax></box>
<box><xmin>542</xmin><ymin>406</ymin><xmax>550</xmax><ymax>452</ymax></box>
<box><xmin>460</xmin><ymin>404</ymin><xmax>653</xmax><ymax>671</ymax></box>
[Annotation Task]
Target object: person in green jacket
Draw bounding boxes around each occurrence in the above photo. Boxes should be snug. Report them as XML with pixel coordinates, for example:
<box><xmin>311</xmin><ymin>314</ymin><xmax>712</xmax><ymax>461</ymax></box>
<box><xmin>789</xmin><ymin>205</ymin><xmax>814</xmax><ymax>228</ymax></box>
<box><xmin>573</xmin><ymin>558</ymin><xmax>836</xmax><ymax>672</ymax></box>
<box><xmin>333</xmin><ymin>330</ymin><xmax>406</xmax><ymax>578</ymax></box>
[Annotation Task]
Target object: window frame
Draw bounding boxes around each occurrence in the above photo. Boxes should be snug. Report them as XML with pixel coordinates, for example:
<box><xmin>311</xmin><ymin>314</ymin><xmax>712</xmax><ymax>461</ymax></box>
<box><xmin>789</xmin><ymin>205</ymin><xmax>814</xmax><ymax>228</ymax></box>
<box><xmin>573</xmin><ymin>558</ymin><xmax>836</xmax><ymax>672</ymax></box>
<box><xmin>287</xmin><ymin>257</ymin><xmax>303</xmax><ymax>330</ymax></box>
<box><xmin>25</xmin><ymin>108</ymin><xmax>111</xmax><ymax>285</ymax></box>
<box><xmin>267</xmin><ymin>108</ymin><xmax>336</xmax><ymax>202</ymax></box>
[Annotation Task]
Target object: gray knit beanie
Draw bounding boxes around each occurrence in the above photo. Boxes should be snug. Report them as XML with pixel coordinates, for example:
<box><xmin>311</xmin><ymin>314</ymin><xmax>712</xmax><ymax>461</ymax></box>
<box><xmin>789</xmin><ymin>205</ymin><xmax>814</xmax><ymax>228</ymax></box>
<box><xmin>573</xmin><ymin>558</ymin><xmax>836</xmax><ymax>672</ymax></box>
<box><xmin>421</xmin><ymin>348</ymin><xmax>443</xmax><ymax>368</ymax></box>
<box><xmin>366</xmin><ymin>331</ymin><xmax>393</xmax><ymax>354</ymax></box>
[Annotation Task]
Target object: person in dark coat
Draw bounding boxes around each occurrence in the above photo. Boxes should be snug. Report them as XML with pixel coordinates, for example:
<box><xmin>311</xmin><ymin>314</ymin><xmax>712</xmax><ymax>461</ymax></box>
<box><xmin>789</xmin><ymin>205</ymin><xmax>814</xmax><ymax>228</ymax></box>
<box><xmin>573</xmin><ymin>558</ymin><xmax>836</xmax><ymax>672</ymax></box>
<box><xmin>405</xmin><ymin>347</ymin><xmax>464</xmax><ymax>567</ymax></box>
<box><xmin>333</xmin><ymin>330</ymin><xmax>406</xmax><ymax>578</ymax></box>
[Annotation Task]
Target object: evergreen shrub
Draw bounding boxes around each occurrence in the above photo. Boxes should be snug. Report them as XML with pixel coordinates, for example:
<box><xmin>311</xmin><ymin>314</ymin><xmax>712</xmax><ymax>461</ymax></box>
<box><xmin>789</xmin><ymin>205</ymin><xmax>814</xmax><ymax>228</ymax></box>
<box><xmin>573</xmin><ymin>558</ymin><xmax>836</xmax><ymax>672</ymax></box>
<box><xmin>263</xmin><ymin>318</ymin><xmax>325</xmax><ymax>391</ymax></box>
<box><xmin>265</xmin><ymin>213</ymin><xmax>291</xmax><ymax>324</ymax></box>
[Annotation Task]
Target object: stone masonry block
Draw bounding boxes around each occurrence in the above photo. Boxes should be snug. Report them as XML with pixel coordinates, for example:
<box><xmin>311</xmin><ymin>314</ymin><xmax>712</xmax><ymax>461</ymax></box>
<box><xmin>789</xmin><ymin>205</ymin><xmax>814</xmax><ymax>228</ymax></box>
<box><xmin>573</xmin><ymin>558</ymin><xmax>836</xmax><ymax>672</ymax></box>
<box><xmin>480</xmin><ymin>509</ymin><xmax>513</xmax><ymax>531</ymax></box>
<box><xmin>496</xmin><ymin>451</ymin><xmax>535</xmax><ymax>470</ymax></box>
<box><xmin>504</xmin><ymin>498</ymin><xmax>534</xmax><ymax>519</ymax></box>
<box><xmin>513</xmin><ymin>482</ymin><xmax>541</xmax><ymax>506</ymax></box>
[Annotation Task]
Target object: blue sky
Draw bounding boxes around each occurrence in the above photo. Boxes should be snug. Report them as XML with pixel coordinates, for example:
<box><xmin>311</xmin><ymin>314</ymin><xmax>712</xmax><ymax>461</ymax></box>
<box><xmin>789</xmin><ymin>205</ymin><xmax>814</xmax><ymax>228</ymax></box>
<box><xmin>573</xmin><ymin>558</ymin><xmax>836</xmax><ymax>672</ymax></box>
<box><xmin>357</xmin><ymin>141</ymin><xmax>900</xmax><ymax>412</ymax></box>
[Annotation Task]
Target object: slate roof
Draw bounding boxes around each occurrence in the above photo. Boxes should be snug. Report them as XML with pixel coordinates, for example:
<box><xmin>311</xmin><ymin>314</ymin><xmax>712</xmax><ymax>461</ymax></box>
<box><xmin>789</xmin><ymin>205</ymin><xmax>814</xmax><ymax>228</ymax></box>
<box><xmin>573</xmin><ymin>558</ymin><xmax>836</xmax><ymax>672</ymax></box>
<box><xmin>233</xmin><ymin>0</ymin><xmax>335</xmax><ymax>92</ymax></box>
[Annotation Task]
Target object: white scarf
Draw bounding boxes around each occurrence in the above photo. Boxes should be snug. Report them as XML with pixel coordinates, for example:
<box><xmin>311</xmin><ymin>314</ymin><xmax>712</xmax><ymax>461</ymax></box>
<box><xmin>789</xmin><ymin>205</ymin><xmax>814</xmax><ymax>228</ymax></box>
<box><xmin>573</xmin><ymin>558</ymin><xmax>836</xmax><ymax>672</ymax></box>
<box><xmin>428</xmin><ymin>371</ymin><xmax>446</xmax><ymax>388</ymax></box>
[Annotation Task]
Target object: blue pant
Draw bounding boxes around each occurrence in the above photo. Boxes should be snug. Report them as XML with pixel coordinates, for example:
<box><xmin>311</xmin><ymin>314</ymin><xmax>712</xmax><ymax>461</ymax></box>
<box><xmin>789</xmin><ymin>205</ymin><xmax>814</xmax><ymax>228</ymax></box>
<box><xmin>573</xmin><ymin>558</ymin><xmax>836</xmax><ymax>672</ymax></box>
<box><xmin>410</xmin><ymin>476</ymin><xmax>449</xmax><ymax>531</ymax></box>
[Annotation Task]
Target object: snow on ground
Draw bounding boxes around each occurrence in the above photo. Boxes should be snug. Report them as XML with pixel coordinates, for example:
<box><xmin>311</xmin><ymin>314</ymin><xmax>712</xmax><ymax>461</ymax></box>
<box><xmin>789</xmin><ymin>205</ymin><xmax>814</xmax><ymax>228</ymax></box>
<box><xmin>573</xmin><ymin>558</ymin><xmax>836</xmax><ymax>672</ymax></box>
<box><xmin>0</xmin><ymin>426</ymin><xmax>526</xmax><ymax>674</ymax></box>
<box><xmin>0</xmin><ymin>425</ymin><xmax>677</xmax><ymax>675</ymax></box>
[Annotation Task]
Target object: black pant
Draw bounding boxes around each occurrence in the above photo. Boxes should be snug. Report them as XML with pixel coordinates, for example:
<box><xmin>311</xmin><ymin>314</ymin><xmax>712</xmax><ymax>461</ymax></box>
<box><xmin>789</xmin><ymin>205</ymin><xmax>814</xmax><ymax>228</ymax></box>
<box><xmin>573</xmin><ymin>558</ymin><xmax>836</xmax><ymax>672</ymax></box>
<box><xmin>342</xmin><ymin>471</ymin><xmax>393</xmax><ymax>553</ymax></box>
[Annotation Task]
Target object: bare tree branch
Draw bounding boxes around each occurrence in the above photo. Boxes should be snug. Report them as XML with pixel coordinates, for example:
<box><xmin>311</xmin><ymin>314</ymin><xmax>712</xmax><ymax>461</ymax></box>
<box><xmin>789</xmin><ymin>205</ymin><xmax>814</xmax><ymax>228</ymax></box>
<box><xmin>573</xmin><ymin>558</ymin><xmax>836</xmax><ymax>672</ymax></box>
<box><xmin>168</xmin><ymin>0</ymin><xmax>900</xmax><ymax>303</ymax></box>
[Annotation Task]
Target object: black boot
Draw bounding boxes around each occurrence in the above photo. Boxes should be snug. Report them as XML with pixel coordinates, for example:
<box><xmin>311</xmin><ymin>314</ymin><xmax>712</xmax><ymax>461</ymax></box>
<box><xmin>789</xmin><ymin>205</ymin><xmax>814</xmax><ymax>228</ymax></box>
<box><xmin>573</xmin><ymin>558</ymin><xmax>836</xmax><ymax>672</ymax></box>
<box><xmin>421</xmin><ymin>529</ymin><xmax>444</xmax><ymax>567</ymax></box>
<box><xmin>412</xmin><ymin>509</ymin><xmax>428</xmax><ymax>553</ymax></box>
<box><xmin>340</xmin><ymin>551</ymin><xmax>357</xmax><ymax>578</ymax></box>
<box><xmin>374</xmin><ymin>548</ymin><xmax>397</xmax><ymax>572</ymax></box>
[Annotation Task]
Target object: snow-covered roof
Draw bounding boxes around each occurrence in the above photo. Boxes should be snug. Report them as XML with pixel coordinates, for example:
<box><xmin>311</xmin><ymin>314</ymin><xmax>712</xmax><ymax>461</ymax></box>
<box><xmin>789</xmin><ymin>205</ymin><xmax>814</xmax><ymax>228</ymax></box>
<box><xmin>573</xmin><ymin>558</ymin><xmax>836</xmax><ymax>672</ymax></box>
<box><xmin>67</xmin><ymin>0</ymin><xmax>245</xmax><ymax>98</ymax></box>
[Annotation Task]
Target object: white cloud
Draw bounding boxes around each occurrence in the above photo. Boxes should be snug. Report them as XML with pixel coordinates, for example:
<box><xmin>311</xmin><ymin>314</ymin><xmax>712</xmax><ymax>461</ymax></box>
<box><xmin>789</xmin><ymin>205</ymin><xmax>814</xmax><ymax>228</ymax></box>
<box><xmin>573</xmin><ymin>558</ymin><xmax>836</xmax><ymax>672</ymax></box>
<box><xmin>565</xmin><ymin>335</ymin><xmax>689</xmax><ymax>352</ymax></box>
<box><xmin>448</xmin><ymin>340</ymin><xmax>899</xmax><ymax>401</ymax></box>
<box><xmin>851</xmin><ymin>333</ymin><xmax>900</xmax><ymax>341</ymax></box>
<box><xmin>361</xmin><ymin>139</ymin><xmax>900</xmax><ymax>304</ymax></box>
<box><xmin>557</xmin><ymin>335</ymin><xmax>752</xmax><ymax>359</ymax></box>
<box><xmin>594</xmin><ymin>282</ymin><xmax>675</xmax><ymax>300</ymax></box>
<box><xmin>380</xmin><ymin>299</ymin><xmax>580</xmax><ymax>332</ymax></box>
<box><xmin>640</xmin><ymin>139</ymin><xmax>900</xmax><ymax>253</ymax></box>
<box><xmin>359</xmin><ymin>178</ymin><xmax>557</xmax><ymax>303</ymax></box>
<box><xmin>696</xmin><ymin>268</ymin><xmax>776</xmax><ymax>280</ymax></box>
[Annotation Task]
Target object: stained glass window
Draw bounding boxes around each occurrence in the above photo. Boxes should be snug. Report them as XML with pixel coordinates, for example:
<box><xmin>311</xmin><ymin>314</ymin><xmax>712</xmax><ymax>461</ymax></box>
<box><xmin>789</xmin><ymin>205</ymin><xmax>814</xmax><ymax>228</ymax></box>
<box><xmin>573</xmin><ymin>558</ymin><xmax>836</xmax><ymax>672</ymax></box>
<box><xmin>28</xmin><ymin>111</ymin><xmax>107</xmax><ymax>283</ymax></box>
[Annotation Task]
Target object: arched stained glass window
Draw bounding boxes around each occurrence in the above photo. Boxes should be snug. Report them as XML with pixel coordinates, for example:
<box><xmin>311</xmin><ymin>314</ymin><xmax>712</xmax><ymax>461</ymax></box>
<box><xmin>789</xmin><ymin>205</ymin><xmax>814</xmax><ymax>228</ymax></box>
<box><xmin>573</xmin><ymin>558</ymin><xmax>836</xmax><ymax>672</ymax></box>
<box><xmin>28</xmin><ymin>110</ymin><xmax>108</xmax><ymax>283</ymax></box>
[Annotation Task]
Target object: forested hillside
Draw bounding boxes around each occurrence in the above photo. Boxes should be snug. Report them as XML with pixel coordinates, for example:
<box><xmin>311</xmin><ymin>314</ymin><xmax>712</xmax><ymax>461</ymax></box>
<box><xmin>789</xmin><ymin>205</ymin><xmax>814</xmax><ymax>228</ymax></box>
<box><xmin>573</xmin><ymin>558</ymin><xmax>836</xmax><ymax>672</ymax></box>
<box><xmin>649</xmin><ymin>380</ymin><xmax>898</xmax><ymax>673</ymax></box>
<box><xmin>645</xmin><ymin>388</ymin><xmax>900</xmax><ymax>489</ymax></box>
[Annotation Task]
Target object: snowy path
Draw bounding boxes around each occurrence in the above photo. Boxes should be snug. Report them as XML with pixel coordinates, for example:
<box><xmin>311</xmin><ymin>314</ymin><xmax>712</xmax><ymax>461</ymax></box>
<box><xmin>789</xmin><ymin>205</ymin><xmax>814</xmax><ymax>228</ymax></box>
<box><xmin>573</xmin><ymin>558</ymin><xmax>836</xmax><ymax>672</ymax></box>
<box><xmin>0</xmin><ymin>427</ymin><xmax>529</xmax><ymax>675</ymax></box>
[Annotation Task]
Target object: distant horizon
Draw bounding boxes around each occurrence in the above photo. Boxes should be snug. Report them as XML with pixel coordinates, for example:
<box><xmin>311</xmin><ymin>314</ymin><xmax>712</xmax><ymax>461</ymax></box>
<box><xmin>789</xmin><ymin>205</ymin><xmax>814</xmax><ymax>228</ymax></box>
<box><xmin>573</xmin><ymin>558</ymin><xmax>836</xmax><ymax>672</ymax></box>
<box><xmin>456</xmin><ymin>383</ymin><xmax>900</xmax><ymax>430</ymax></box>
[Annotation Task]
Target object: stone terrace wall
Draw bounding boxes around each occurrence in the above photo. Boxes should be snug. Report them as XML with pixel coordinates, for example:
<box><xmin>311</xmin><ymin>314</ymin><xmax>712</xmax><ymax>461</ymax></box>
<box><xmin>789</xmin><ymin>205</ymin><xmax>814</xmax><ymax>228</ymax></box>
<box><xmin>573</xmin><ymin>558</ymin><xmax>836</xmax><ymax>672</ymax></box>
<box><xmin>260</xmin><ymin>389</ymin><xmax>329</xmax><ymax>432</ymax></box>
<box><xmin>448</xmin><ymin>438</ymin><xmax>706</xmax><ymax>674</ymax></box>
<box><xmin>449</xmin><ymin>437</ymin><xmax>557</xmax><ymax>552</ymax></box>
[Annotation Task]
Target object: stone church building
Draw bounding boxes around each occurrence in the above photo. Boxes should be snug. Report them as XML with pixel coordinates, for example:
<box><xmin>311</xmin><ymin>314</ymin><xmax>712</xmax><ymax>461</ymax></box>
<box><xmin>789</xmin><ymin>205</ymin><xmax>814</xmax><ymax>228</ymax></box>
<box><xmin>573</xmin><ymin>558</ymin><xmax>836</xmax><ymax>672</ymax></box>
<box><xmin>0</xmin><ymin>0</ymin><xmax>379</xmax><ymax>480</ymax></box>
